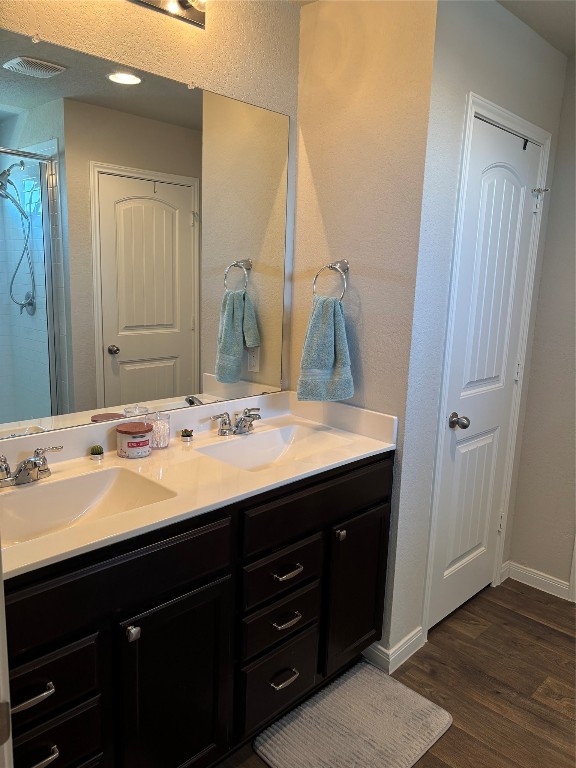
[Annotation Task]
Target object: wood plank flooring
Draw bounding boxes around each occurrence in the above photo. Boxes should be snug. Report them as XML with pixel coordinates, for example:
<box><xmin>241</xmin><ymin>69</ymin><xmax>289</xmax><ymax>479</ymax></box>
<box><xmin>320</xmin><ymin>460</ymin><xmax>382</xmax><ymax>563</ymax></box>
<box><xmin>218</xmin><ymin>579</ymin><xmax>576</xmax><ymax>768</ymax></box>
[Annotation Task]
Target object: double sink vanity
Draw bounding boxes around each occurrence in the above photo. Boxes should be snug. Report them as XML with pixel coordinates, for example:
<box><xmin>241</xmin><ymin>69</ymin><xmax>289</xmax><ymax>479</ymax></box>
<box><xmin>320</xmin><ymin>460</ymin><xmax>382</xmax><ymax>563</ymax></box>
<box><xmin>0</xmin><ymin>392</ymin><xmax>396</xmax><ymax>768</ymax></box>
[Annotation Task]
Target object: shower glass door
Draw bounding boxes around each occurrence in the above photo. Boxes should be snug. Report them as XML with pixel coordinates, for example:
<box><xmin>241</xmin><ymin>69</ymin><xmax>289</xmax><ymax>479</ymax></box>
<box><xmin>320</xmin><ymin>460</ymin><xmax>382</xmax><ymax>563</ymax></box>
<box><xmin>0</xmin><ymin>149</ymin><xmax>54</xmax><ymax>426</ymax></box>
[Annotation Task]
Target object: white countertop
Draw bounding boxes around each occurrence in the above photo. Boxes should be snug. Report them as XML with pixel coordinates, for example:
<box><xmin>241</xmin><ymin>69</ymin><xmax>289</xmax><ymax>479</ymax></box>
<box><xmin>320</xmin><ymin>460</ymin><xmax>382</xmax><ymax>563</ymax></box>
<box><xmin>0</xmin><ymin>394</ymin><xmax>396</xmax><ymax>580</ymax></box>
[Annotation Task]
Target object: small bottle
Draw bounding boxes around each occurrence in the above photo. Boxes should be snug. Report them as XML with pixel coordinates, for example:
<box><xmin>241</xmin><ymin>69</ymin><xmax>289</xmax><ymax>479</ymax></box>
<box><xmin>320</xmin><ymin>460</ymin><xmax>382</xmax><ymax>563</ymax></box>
<box><xmin>116</xmin><ymin>422</ymin><xmax>153</xmax><ymax>459</ymax></box>
<box><xmin>149</xmin><ymin>412</ymin><xmax>171</xmax><ymax>450</ymax></box>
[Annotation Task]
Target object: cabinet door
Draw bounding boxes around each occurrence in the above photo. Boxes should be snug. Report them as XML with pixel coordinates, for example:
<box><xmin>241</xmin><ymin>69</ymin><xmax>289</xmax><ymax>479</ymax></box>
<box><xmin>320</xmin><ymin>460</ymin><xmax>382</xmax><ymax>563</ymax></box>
<box><xmin>118</xmin><ymin>576</ymin><xmax>233</xmax><ymax>768</ymax></box>
<box><xmin>324</xmin><ymin>504</ymin><xmax>389</xmax><ymax>676</ymax></box>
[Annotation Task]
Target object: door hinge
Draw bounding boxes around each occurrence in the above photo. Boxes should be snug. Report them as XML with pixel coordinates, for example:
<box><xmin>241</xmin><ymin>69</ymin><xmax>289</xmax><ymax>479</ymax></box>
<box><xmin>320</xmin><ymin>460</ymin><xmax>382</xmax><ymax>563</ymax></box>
<box><xmin>532</xmin><ymin>187</ymin><xmax>550</xmax><ymax>214</ymax></box>
<box><xmin>0</xmin><ymin>700</ymin><xmax>10</xmax><ymax>746</ymax></box>
<box><xmin>190</xmin><ymin>211</ymin><xmax>200</xmax><ymax>227</ymax></box>
<box><xmin>498</xmin><ymin>510</ymin><xmax>505</xmax><ymax>534</ymax></box>
<box><xmin>514</xmin><ymin>360</ymin><xmax>522</xmax><ymax>382</ymax></box>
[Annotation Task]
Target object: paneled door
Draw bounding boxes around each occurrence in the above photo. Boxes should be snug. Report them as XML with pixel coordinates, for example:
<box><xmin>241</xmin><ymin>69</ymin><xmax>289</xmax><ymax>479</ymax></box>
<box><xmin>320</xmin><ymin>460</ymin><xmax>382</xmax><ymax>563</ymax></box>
<box><xmin>96</xmin><ymin>169</ymin><xmax>199</xmax><ymax>407</ymax></box>
<box><xmin>427</xmin><ymin>101</ymin><xmax>549</xmax><ymax>628</ymax></box>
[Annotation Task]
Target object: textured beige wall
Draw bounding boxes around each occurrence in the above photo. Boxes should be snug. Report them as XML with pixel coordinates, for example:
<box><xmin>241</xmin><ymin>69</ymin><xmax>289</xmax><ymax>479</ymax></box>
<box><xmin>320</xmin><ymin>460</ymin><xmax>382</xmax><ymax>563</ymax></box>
<box><xmin>63</xmin><ymin>99</ymin><xmax>202</xmax><ymax>411</ymax></box>
<box><xmin>201</xmin><ymin>91</ymin><xmax>288</xmax><ymax>389</ymax></box>
<box><xmin>292</xmin><ymin>1</ymin><xmax>436</xmax><ymax>418</ymax></box>
<box><xmin>0</xmin><ymin>0</ymin><xmax>299</xmax><ymax>117</ymax></box>
<box><xmin>509</xmin><ymin>57</ymin><xmax>575</xmax><ymax>583</ymax></box>
<box><xmin>294</xmin><ymin>0</ymin><xmax>437</xmax><ymax>646</ymax></box>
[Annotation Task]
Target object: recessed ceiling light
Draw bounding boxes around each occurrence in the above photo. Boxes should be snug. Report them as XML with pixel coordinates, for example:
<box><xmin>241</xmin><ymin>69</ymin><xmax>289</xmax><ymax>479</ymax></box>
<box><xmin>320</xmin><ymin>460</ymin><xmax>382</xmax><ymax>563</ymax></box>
<box><xmin>107</xmin><ymin>72</ymin><xmax>142</xmax><ymax>86</ymax></box>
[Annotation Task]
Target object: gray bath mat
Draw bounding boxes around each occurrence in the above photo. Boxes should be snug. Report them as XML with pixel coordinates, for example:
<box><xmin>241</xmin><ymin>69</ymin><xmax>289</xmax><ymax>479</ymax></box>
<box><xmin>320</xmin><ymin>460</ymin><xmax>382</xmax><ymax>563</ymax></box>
<box><xmin>253</xmin><ymin>661</ymin><xmax>452</xmax><ymax>768</ymax></box>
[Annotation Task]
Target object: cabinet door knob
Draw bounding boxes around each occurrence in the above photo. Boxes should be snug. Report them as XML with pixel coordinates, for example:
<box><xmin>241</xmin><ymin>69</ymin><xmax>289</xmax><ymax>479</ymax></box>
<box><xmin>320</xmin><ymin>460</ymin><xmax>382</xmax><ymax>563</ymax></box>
<box><xmin>335</xmin><ymin>529</ymin><xmax>347</xmax><ymax>541</ymax></box>
<box><xmin>126</xmin><ymin>625</ymin><xmax>141</xmax><ymax>643</ymax></box>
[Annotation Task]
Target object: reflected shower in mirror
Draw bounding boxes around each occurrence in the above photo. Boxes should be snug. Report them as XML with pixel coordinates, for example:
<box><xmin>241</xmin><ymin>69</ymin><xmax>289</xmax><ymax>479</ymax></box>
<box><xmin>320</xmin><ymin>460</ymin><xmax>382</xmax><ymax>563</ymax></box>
<box><xmin>0</xmin><ymin>28</ymin><xmax>289</xmax><ymax>436</ymax></box>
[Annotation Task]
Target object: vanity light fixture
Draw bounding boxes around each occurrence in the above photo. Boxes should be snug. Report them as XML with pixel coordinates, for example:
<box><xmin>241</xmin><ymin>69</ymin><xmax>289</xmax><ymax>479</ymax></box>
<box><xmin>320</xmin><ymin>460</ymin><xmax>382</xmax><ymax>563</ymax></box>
<box><xmin>129</xmin><ymin>0</ymin><xmax>206</xmax><ymax>28</ymax></box>
<box><xmin>107</xmin><ymin>72</ymin><xmax>142</xmax><ymax>85</ymax></box>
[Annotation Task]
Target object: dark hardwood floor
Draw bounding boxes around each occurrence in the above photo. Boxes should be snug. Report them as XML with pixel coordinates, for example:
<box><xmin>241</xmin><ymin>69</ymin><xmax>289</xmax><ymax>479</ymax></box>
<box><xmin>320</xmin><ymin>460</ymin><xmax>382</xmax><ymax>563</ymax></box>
<box><xmin>219</xmin><ymin>579</ymin><xmax>576</xmax><ymax>768</ymax></box>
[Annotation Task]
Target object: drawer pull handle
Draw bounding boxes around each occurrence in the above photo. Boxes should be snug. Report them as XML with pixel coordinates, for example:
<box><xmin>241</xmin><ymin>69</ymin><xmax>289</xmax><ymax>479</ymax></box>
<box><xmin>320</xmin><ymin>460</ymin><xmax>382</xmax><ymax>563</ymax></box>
<box><xmin>11</xmin><ymin>682</ymin><xmax>55</xmax><ymax>714</ymax></box>
<box><xmin>272</xmin><ymin>563</ymin><xmax>304</xmax><ymax>582</ymax></box>
<box><xmin>28</xmin><ymin>745</ymin><xmax>60</xmax><ymax>768</ymax></box>
<box><xmin>335</xmin><ymin>529</ymin><xmax>347</xmax><ymax>541</ymax></box>
<box><xmin>269</xmin><ymin>668</ymin><xmax>300</xmax><ymax>692</ymax></box>
<box><xmin>272</xmin><ymin>610</ymin><xmax>303</xmax><ymax>632</ymax></box>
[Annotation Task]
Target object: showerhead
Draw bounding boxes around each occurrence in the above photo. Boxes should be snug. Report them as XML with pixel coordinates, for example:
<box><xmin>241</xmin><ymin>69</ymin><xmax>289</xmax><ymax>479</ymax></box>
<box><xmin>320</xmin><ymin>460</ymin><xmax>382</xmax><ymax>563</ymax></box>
<box><xmin>0</xmin><ymin>159</ymin><xmax>25</xmax><ymax>187</ymax></box>
<box><xmin>0</xmin><ymin>160</ymin><xmax>28</xmax><ymax>219</ymax></box>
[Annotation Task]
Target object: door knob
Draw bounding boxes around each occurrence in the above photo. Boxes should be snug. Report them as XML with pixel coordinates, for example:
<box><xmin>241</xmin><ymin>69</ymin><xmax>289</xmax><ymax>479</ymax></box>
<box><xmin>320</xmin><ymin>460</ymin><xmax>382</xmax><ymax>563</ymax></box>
<box><xmin>108</xmin><ymin>344</ymin><xmax>120</xmax><ymax>355</ymax></box>
<box><xmin>448</xmin><ymin>412</ymin><xmax>471</xmax><ymax>429</ymax></box>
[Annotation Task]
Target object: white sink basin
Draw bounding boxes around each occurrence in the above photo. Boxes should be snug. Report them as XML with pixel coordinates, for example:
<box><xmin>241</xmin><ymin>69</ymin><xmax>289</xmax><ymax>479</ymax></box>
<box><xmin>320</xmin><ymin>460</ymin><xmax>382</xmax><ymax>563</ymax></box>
<box><xmin>0</xmin><ymin>468</ymin><xmax>176</xmax><ymax>547</ymax></box>
<box><xmin>195</xmin><ymin>424</ymin><xmax>351</xmax><ymax>472</ymax></box>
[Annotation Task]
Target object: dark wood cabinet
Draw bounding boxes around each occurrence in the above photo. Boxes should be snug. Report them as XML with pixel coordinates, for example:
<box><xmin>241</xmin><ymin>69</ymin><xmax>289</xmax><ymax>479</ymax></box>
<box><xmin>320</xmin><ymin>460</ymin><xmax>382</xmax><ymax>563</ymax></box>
<box><xmin>324</xmin><ymin>503</ymin><xmax>389</xmax><ymax>675</ymax></box>
<box><xmin>118</xmin><ymin>576</ymin><xmax>233</xmax><ymax>768</ymax></box>
<box><xmin>5</xmin><ymin>451</ymin><xmax>394</xmax><ymax>768</ymax></box>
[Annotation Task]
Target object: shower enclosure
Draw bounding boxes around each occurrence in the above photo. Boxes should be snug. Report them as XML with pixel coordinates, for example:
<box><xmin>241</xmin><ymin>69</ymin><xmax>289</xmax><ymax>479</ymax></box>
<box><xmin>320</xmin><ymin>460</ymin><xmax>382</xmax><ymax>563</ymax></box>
<box><xmin>0</xmin><ymin>146</ymin><xmax>56</xmax><ymax>425</ymax></box>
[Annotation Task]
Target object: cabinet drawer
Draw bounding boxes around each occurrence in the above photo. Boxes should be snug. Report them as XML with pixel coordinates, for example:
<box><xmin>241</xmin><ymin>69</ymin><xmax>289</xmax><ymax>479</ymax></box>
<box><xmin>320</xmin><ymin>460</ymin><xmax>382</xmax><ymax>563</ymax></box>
<box><xmin>243</xmin><ymin>457</ymin><xmax>393</xmax><ymax>557</ymax></box>
<box><xmin>242</xmin><ymin>625</ymin><xmax>319</xmax><ymax>735</ymax></box>
<box><xmin>6</xmin><ymin>517</ymin><xmax>231</xmax><ymax>659</ymax></box>
<box><xmin>10</xmin><ymin>634</ymin><xmax>99</xmax><ymax>732</ymax></box>
<box><xmin>243</xmin><ymin>534</ymin><xmax>322</xmax><ymax>611</ymax></box>
<box><xmin>242</xmin><ymin>581</ymin><xmax>321</xmax><ymax>660</ymax></box>
<box><xmin>13</xmin><ymin>697</ymin><xmax>102</xmax><ymax>768</ymax></box>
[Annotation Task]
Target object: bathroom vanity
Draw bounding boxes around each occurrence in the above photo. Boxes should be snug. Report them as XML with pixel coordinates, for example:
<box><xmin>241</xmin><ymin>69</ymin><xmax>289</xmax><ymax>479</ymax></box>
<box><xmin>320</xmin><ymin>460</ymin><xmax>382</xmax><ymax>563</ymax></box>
<box><xmin>1</xmin><ymin>404</ymin><xmax>395</xmax><ymax>768</ymax></box>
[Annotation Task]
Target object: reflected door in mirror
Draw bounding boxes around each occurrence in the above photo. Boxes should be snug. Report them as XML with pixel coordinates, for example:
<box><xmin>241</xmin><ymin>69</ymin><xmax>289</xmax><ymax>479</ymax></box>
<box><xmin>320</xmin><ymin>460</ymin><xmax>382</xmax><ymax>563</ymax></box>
<box><xmin>96</xmin><ymin>170</ymin><xmax>199</xmax><ymax>407</ymax></box>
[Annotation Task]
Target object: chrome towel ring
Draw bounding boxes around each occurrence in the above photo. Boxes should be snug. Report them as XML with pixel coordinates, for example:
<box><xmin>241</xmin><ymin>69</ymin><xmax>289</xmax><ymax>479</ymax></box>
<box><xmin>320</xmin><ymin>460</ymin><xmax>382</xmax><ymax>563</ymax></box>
<box><xmin>224</xmin><ymin>259</ymin><xmax>252</xmax><ymax>291</ymax></box>
<box><xmin>312</xmin><ymin>259</ymin><xmax>349</xmax><ymax>301</ymax></box>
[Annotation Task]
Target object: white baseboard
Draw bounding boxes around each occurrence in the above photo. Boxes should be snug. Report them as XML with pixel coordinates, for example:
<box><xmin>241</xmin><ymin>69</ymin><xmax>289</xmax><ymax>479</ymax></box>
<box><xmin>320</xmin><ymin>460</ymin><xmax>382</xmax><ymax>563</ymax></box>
<box><xmin>501</xmin><ymin>560</ymin><xmax>572</xmax><ymax>601</ymax></box>
<box><xmin>363</xmin><ymin>626</ymin><xmax>425</xmax><ymax>674</ymax></box>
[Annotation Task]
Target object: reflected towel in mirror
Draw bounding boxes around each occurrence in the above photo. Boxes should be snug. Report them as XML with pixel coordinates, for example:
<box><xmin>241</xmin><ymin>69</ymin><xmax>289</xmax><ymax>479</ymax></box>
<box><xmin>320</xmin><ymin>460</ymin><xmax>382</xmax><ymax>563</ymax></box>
<box><xmin>215</xmin><ymin>290</ymin><xmax>261</xmax><ymax>383</ymax></box>
<box><xmin>297</xmin><ymin>295</ymin><xmax>354</xmax><ymax>401</ymax></box>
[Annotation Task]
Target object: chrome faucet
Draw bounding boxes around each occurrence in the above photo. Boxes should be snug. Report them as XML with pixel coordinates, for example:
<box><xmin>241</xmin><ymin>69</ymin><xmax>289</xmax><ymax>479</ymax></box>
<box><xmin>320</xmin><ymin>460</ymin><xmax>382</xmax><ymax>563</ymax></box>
<box><xmin>211</xmin><ymin>408</ymin><xmax>261</xmax><ymax>436</ymax></box>
<box><xmin>233</xmin><ymin>408</ymin><xmax>261</xmax><ymax>434</ymax></box>
<box><xmin>0</xmin><ymin>446</ymin><xmax>63</xmax><ymax>487</ymax></box>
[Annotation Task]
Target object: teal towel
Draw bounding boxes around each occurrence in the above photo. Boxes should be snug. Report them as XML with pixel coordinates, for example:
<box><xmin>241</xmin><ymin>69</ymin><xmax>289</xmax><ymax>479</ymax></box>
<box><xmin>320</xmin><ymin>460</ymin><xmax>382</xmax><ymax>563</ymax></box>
<box><xmin>215</xmin><ymin>290</ymin><xmax>261</xmax><ymax>384</ymax></box>
<box><xmin>297</xmin><ymin>295</ymin><xmax>354</xmax><ymax>401</ymax></box>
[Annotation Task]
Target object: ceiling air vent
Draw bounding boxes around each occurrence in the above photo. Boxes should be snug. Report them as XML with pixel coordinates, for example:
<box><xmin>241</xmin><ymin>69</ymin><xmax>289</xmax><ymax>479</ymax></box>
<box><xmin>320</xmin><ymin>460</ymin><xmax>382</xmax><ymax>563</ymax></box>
<box><xmin>2</xmin><ymin>57</ymin><xmax>66</xmax><ymax>79</ymax></box>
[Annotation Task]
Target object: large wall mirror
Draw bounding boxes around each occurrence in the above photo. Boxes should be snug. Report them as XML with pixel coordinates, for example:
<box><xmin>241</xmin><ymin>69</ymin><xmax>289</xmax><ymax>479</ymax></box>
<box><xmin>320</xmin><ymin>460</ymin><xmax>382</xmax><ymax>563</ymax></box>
<box><xmin>0</xmin><ymin>28</ymin><xmax>289</xmax><ymax>437</ymax></box>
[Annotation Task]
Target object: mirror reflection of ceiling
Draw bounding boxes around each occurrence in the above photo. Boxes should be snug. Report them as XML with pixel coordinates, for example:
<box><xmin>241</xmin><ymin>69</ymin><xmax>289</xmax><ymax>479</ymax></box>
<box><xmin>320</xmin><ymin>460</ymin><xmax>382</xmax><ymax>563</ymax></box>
<box><xmin>0</xmin><ymin>29</ymin><xmax>203</xmax><ymax>130</ymax></box>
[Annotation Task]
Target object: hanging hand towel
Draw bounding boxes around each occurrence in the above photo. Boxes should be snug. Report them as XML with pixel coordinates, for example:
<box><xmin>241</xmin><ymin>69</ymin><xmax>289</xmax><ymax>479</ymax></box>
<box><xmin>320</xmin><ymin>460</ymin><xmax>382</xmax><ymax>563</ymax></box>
<box><xmin>215</xmin><ymin>290</ymin><xmax>260</xmax><ymax>384</ymax></box>
<box><xmin>297</xmin><ymin>295</ymin><xmax>354</xmax><ymax>401</ymax></box>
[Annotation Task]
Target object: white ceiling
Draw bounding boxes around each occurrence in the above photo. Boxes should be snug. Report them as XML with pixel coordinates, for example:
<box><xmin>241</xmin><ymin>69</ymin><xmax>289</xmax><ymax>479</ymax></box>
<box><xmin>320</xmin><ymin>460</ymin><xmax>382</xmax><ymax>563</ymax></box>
<box><xmin>497</xmin><ymin>0</ymin><xmax>575</xmax><ymax>56</ymax></box>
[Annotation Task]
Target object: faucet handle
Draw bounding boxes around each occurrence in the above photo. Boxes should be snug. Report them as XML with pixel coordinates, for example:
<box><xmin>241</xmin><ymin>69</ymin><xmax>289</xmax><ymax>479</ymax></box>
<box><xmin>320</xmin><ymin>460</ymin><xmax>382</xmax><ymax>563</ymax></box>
<box><xmin>33</xmin><ymin>447</ymin><xmax>63</xmax><ymax>477</ymax></box>
<box><xmin>210</xmin><ymin>412</ymin><xmax>231</xmax><ymax>425</ymax></box>
<box><xmin>211</xmin><ymin>412</ymin><xmax>235</xmax><ymax>436</ymax></box>
<box><xmin>243</xmin><ymin>408</ymin><xmax>261</xmax><ymax>418</ymax></box>
<box><xmin>33</xmin><ymin>446</ymin><xmax>63</xmax><ymax>460</ymax></box>
<box><xmin>0</xmin><ymin>455</ymin><xmax>11</xmax><ymax>480</ymax></box>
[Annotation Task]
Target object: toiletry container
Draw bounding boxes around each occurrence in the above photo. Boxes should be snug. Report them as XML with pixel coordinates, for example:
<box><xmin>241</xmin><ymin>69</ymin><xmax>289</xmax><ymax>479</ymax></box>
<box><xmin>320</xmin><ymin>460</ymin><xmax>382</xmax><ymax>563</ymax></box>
<box><xmin>116</xmin><ymin>422</ymin><xmax>153</xmax><ymax>459</ymax></box>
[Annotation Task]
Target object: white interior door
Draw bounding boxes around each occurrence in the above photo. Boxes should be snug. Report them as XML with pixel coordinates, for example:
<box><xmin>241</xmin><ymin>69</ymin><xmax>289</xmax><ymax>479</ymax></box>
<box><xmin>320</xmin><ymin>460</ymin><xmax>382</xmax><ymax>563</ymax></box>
<box><xmin>427</xmin><ymin>106</ymin><xmax>548</xmax><ymax>628</ymax></box>
<box><xmin>96</xmin><ymin>170</ymin><xmax>199</xmax><ymax>408</ymax></box>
